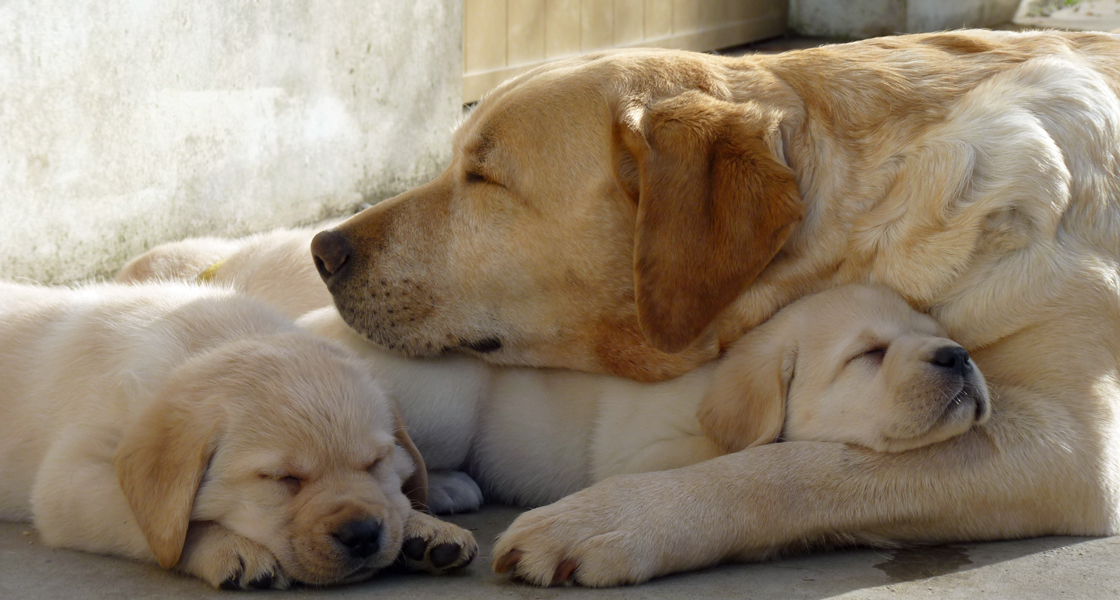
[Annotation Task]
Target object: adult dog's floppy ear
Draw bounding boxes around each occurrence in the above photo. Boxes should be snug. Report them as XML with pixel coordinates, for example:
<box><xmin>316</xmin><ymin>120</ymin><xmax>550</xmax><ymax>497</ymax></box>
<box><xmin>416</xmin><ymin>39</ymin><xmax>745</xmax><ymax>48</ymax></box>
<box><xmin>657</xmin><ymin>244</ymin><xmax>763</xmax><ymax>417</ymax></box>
<box><xmin>114</xmin><ymin>386</ymin><xmax>222</xmax><ymax>568</ymax></box>
<box><xmin>392</xmin><ymin>403</ymin><xmax>429</xmax><ymax>511</ymax></box>
<box><xmin>697</xmin><ymin>316</ymin><xmax>797</xmax><ymax>453</ymax></box>
<box><xmin>614</xmin><ymin>91</ymin><xmax>803</xmax><ymax>353</ymax></box>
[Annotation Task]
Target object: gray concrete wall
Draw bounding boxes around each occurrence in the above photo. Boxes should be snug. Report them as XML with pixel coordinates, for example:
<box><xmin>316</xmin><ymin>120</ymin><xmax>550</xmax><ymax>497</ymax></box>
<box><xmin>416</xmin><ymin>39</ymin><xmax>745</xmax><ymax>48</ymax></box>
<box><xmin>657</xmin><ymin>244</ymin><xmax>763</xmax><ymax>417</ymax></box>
<box><xmin>0</xmin><ymin>0</ymin><xmax>462</xmax><ymax>284</ymax></box>
<box><xmin>790</xmin><ymin>0</ymin><xmax>1021</xmax><ymax>38</ymax></box>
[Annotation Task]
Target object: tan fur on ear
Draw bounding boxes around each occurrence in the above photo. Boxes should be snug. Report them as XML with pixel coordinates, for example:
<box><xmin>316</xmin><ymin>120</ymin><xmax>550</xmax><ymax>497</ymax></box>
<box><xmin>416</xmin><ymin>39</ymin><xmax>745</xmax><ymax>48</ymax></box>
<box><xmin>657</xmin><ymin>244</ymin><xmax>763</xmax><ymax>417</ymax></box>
<box><xmin>114</xmin><ymin>389</ymin><xmax>222</xmax><ymax>568</ymax></box>
<box><xmin>697</xmin><ymin>320</ymin><xmax>797</xmax><ymax>453</ymax></box>
<box><xmin>392</xmin><ymin>404</ymin><xmax>429</xmax><ymax>512</ymax></box>
<box><xmin>615</xmin><ymin>91</ymin><xmax>804</xmax><ymax>353</ymax></box>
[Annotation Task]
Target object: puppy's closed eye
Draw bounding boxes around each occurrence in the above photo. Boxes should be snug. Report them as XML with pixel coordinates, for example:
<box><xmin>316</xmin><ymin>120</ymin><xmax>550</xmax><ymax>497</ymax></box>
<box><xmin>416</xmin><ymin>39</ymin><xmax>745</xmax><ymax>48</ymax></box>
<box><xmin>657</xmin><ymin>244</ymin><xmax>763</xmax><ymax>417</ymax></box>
<box><xmin>365</xmin><ymin>457</ymin><xmax>385</xmax><ymax>474</ymax></box>
<box><xmin>259</xmin><ymin>472</ymin><xmax>305</xmax><ymax>494</ymax></box>
<box><xmin>859</xmin><ymin>346</ymin><xmax>887</xmax><ymax>364</ymax></box>
<box><xmin>847</xmin><ymin>344</ymin><xmax>887</xmax><ymax>366</ymax></box>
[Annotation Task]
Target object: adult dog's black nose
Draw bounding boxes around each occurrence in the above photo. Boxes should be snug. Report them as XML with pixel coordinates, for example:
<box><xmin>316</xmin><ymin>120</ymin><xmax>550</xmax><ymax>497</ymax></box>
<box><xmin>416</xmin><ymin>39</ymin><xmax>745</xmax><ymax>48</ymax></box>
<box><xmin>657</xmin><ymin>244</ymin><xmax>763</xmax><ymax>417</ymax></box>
<box><xmin>931</xmin><ymin>345</ymin><xmax>972</xmax><ymax>377</ymax></box>
<box><xmin>311</xmin><ymin>229</ymin><xmax>354</xmax><ymax>285</ymax></box>
<box><xmin>334</xmin><ymin>518</ymin><xmax>382</xmax><ymax>559</ymax></box>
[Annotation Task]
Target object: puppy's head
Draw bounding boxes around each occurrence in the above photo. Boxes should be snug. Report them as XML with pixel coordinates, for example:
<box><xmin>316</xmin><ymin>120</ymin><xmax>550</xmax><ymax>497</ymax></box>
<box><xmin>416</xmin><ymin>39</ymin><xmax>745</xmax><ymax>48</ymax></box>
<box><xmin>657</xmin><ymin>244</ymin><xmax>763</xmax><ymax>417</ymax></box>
<box><xmin>698</xmin><ymin>284</ymin><xmax>990</xmax><ymax>453</ymax></box>
<box><xmin>311</xmin><ymin>50</ymin><xmax>803</xmax><ymax>381</ymax></box>
<box><xmin>114</xmin><ymin>333</ymin><xmax>426</xmax><ymax>585</ymax></box>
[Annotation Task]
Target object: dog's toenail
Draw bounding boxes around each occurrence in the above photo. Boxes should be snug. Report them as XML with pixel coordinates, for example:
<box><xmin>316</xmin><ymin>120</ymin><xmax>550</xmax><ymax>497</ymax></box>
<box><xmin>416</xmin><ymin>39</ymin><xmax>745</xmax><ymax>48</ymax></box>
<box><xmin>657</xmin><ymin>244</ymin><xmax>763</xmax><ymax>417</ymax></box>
<box><xmin>552</xmin><ymin>559</ymin><xmax>578</xmax><ymax>584</ymax></box>
<box><xmin>247</xmin><ymin>573</ymin><xmax>274</xmax><ymax>589</ymax></box>
<box><xmin>494</xmin><ymin>549</ymin><xmax>523</xmax><ymax>573</ymax></box>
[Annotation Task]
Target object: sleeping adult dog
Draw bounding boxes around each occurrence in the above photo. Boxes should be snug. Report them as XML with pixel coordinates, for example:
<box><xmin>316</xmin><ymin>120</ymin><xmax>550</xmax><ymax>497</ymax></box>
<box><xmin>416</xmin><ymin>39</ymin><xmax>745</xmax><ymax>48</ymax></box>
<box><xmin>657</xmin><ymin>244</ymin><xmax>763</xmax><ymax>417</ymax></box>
<box><xmin>309</xmin><ymin>29</ymin><xmax>1120</xmax><ymax>585</ymax></box>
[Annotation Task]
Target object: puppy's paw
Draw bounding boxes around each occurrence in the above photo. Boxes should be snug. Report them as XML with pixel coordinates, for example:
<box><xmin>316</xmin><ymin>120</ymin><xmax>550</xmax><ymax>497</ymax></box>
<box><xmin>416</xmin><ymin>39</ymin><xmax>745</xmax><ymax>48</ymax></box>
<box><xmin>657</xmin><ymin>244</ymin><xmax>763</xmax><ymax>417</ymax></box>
<box><xmin>426</xmin><ymin>470</ymin><xmax>484</xmax><ymax>515</ymax></box>
<box><xmin>176</xmin><ymin>522</ymin><xmax>291</xmax><ymax>590</ymax></box>
<box><xmin>397</xmin><ymin>510</ymin><xmax>477</xmax><ymax>573</ymax></box>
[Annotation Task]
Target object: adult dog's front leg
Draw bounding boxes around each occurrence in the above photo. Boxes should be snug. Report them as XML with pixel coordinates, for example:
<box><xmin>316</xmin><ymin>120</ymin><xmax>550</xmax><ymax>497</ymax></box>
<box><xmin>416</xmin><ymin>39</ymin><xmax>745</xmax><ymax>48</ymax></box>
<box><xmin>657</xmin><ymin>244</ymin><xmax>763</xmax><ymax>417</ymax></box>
<box><xmin>493</xmin><ymin>392</ymin><xmax>1115</xmax><ymax>587</ymax></box>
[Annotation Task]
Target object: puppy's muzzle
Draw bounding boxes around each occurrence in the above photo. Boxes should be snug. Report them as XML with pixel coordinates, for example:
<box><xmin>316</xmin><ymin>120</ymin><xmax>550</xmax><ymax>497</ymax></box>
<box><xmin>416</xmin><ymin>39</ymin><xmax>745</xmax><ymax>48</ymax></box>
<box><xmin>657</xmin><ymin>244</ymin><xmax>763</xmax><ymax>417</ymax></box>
<box><xmin>311</xmin><ymin>229</ymin><xmax>355</xmax><ymax>287</ymax></box>
<box><xmin>333</xmin><ymin>518</ymin><xmax>383</xmax><ymax>559</ymax></box>
<box><xmin>930</xmin><ymin>345</ymin><xmax>972</xmax><ymax>377</ymax></box>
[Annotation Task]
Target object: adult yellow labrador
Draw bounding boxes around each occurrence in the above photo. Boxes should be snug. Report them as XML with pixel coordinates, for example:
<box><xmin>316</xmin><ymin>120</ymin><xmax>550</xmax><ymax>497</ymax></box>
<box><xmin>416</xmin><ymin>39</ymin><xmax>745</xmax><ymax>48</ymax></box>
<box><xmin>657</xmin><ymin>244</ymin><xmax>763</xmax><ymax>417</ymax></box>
<box><xmin>311</xmin><ymin>30</ymin><xmax>1120</xmax><ymax>585</ymax></box>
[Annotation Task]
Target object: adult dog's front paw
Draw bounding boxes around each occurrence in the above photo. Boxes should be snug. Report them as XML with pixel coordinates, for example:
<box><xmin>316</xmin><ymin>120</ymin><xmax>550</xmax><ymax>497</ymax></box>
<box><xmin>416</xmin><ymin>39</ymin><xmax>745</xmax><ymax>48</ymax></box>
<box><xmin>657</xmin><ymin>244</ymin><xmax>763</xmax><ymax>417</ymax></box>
<box><xmin>491</xmin><ymin>474</ymin><xmax>698</xmax><ymax>587</ymax></box>
<box><xmin>495</xmin><ymin>472</ymin><xmax>730</xmax><ymax>586</ymax></box>
<box><xmin>176</xmin><ymin>522</ymin><xmax>291</xmax><ymax>590</ymax></box>
<box><xmin>397</xmin><ymin>510</ymin><xmax>477</xmax><ymax>573</ymax></box>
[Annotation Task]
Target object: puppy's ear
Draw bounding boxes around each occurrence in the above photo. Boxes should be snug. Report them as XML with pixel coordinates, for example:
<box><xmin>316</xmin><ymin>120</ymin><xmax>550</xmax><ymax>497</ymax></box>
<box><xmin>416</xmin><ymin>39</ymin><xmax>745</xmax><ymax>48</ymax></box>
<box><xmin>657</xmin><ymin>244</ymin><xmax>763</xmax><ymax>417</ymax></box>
<box><xmin>614</xmin><ymin>92</ymin><xmax>803</xmax><ymax>353</ymax></box>
<box><xmin>114</xmin><ymin>388</ymin><xmax>221</xmax><ymax>568</ymax></box>
<box><xmin>697</xmin><ymin>318</ymin><xmax>797</xmax><ymax>453</ymax></box>
<box><xmin>391</xmin><ymin>403</ymin><xmax>429</xmax><ymax>512</ymax></box>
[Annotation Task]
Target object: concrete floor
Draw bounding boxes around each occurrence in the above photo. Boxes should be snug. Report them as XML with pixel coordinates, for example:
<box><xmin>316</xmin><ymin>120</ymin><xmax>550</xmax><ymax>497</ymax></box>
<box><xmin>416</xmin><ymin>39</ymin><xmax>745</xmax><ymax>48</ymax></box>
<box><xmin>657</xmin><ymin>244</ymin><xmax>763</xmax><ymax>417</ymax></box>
<box><xmin>3</xmin><ymin>507</ymin><xmax>1119</xmax><ymax>599</ymax></box>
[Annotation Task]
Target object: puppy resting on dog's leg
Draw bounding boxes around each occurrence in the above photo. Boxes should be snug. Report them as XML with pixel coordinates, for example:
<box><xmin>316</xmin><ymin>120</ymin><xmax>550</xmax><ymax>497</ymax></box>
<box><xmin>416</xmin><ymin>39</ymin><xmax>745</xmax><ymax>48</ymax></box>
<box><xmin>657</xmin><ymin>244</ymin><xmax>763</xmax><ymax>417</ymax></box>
<box><xmin>0</xmin><ymin>281</ymin><xmax>475</xmax><ymax>589</ymax></box>
<box><xmin>303</xmin><ymin>283</ymin><xmax>991</xmax><ymax>509</ymax></box>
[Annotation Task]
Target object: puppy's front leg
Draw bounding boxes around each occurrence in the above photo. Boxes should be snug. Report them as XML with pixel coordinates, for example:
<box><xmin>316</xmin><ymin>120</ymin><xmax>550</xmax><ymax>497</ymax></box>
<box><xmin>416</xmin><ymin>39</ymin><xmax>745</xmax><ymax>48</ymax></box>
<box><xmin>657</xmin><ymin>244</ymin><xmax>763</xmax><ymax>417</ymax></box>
<box><xmin>32</xmin><ymin>433</ymin><xmax>288</xmax><ymax>589</ymax></box>
<box><xmin>396</xmin><ymin>509</ymin><xmax>478</xmax><ymax>573</ymax></box>
<box><xmin>30</xmin><ymin>433</ymin><xmax>154</xmax><ymax>562</ymax></box>
<box><xmin>176</xmin><ymin>522</ymin><xmax>291</xmax><ymax>589</ymax></box>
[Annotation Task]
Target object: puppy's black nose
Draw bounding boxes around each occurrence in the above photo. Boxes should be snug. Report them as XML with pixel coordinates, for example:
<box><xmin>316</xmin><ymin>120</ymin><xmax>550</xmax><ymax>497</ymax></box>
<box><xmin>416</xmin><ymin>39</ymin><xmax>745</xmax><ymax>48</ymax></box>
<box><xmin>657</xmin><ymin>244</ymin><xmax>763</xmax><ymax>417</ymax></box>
<box><xmin>311</xmin><ymin>229</ymin><xmax>354</xmax><ymax>284</ymax></box>
<box><xmin>334</xmin><ymin>518</ymin><xmax>382</xmax><ymax>559</ymax></box>
<box><xmin>931</xmin><ymin>345</ymin><xmax>972</xmax><ymax>377</ymax></box>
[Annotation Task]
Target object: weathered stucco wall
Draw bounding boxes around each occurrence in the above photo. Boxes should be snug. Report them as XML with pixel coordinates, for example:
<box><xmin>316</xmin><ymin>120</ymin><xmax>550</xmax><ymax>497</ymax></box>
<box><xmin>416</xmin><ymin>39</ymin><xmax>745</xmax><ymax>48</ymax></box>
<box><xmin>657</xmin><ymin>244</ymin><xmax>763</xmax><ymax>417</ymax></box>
<box><xmin>0</xmin><ymin>0</ymin><xmax>462</xmax><ymax>284</ymax></box>
<box><xmin>790</xmin><ymin>0</ymin><xmax>1021</xmax><ymax>38</ymax></box>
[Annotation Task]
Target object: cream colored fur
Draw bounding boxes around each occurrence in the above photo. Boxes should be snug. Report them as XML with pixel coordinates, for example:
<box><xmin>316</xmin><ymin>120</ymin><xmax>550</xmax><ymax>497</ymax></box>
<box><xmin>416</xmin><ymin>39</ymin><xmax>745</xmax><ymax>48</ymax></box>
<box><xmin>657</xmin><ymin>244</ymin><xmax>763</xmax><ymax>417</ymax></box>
<box><xmin>118</xmin><ymin>237</ymin><xmax>988</xmax><ymax>511</ymax></box>
<box><xmin>116</xmin><ymin>227</ymin><xmax>334</xmax><ymax>319</ymax></box>
<box><xmin>295</xmin><ymin>30</ymin><xmax>1120</xmax><ymax>586</ymax></box>
<box><xmin>0</xmin><ymin>281</ymin><xmax>475</xmax><ymax>588</ymax></box>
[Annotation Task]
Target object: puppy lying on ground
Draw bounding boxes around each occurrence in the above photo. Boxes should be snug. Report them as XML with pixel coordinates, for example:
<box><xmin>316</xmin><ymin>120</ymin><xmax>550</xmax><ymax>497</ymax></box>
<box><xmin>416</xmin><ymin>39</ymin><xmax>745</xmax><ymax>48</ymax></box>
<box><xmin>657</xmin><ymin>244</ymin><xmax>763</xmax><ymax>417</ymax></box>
<box><xmin>118</xmin><ymin>234</ymin><xmax>989</xmax><ymax>509</ymax></box>
<box><xmin>116</xmin><ymin>227</ymin><xmax>335</xmax><ymax>319</ymax></box>
<box><xmin>0</xmin><ymin>281</ymin><xmax>476</xmax><ymax>589</ymax></box>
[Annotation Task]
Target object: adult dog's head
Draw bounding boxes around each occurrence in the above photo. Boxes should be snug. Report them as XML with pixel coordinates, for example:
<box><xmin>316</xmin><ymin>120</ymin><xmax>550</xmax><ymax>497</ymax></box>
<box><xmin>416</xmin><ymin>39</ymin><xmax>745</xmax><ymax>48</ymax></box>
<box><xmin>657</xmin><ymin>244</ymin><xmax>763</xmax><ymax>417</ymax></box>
<box><xmin>312</xmin><ymin>50</ymin><xmax>804</xmax><ymax>381</ymax></box>
<box><xmin>114</xmin><ymin>333</ymin><xmax>427</xmax><ymax>586</ymax></box>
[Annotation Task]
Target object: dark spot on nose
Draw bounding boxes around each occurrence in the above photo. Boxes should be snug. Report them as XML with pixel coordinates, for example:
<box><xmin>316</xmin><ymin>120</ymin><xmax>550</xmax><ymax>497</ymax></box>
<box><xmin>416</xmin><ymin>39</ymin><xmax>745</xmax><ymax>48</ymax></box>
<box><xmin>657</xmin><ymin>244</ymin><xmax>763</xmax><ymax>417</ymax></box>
<box><xmin>464</xmin><ymin>338</ymin><xmax>502</xmax><ymax>353</ymax></box>
<box><xmin>333</xmin><ymin>518</ymin><xmax>382</xmax><ymax>559</ymax></box>
<box><xmin>931</xmin><ymin>345</ymin><xmax>972</xmax><ymax>377</ymax></box>
<box><xmin>311</xmin><ymin>229</ymin><xmax>354</xmax><ymax>285</ymax></box>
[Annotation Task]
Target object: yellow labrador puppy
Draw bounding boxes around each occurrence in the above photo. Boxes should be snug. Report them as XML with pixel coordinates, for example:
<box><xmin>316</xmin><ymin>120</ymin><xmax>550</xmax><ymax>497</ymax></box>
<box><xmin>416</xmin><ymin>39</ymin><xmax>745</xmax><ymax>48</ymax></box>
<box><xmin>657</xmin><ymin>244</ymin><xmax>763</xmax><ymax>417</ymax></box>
<box><xmin>116</xmin><ymin>227</ymin><xmax>335</xmax><ymax>319</ymax></box>
<box><xmin>0</xmin><ymin>281</ymin><xmax>475</xmax><ymax>589</ymax></box>
<box><xmin>113</xmin><ymin>239</ymin><xmax>988</xmax><ymax>509</ymax></box>
<box><xmin>302</xmin><ymin>30</ymin><xmax>1120</xmax><ymax>585</ymax></box>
